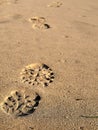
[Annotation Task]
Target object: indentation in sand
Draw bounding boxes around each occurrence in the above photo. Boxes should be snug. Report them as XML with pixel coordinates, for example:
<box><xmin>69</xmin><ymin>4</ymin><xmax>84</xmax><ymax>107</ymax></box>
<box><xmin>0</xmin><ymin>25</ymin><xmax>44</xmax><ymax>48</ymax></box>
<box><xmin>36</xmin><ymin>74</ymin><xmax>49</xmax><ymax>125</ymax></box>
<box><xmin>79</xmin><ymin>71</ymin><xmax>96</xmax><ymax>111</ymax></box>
<box><xmin>47</xmin><ymin>1</ymin><xmax>62</xmax><ymax>8</ymax></box>
<box><xmin>28</xmin><ymin>17</ymin><xmax>50</xmax><ymax>30</ymax></box>
<box><xmin>20</xmin><ymin>63</ymin><xmax>55</xmax><ymax>87</ymax></box>
<box><xmin>0</xmin><ymin>90</ymin><xmax>41</xmax><ymax>117</ymax></box>
<box><xmin>0</xmin><ymin>0</ymin><xmax>18</xmax><ymax>5</ymax></box>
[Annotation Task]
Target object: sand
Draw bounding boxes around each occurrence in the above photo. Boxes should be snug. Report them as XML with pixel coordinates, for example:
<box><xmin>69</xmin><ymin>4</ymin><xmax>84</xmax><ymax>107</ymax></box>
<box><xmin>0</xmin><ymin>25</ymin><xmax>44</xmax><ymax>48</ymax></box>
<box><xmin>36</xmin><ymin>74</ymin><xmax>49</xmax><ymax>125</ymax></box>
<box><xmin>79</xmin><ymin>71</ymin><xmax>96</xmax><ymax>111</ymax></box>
<box><xmin>0</xmin><ymin>0</ymin><xmax>98</xmax><ymax>130</ymax></box>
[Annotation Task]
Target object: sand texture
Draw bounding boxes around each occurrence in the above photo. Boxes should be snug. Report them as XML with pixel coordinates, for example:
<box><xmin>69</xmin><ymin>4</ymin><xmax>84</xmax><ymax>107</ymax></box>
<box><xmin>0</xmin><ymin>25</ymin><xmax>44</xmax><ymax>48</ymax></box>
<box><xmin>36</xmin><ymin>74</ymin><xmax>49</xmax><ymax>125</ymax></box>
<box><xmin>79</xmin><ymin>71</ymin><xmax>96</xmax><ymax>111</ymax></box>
<box><xmin>0</xmin><ymin>0</ymin><xmax>98</xmax><ymax>130</ymax></box>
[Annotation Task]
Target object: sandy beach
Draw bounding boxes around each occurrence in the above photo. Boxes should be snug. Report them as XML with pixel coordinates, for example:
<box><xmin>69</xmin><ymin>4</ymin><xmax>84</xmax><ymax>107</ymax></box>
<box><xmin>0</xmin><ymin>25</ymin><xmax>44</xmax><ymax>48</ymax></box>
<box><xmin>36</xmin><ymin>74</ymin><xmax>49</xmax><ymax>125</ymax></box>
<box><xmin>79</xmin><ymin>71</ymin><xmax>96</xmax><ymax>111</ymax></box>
<box><xmin>0</xmin><ymin>0</ymin><xmax>98</xmax><ymax>130</ymax></box>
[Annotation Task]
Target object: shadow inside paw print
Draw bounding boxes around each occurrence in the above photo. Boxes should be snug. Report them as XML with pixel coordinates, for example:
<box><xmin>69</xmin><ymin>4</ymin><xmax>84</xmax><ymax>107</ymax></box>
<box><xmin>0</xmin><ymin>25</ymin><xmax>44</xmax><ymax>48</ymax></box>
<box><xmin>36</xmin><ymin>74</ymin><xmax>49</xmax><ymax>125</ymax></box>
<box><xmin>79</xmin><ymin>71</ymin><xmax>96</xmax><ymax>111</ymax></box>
<box><xmin>1</xmin><ymin>90</ymin><xmax>41</xmax><ymax>117</ymax></box>
<box><xmin>28</xmin><ymin>17</ymin><xmax>50</xmax><ymax>30</ymax></box>
<box><xmin>20</xmin><ymin>63</ymin><xmax>55</xmax><ymax>87</ymax></box>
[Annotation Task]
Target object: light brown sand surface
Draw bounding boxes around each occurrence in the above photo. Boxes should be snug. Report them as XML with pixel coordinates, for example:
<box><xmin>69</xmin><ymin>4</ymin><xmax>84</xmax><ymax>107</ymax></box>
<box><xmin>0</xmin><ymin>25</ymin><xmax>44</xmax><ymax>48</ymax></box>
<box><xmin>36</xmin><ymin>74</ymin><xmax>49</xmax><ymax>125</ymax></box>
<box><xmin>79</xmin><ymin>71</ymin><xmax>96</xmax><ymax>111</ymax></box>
<box><xmin>0</xmin><ymin>0</ymin><xmax>98</xmax><ymax>130</ymax></box>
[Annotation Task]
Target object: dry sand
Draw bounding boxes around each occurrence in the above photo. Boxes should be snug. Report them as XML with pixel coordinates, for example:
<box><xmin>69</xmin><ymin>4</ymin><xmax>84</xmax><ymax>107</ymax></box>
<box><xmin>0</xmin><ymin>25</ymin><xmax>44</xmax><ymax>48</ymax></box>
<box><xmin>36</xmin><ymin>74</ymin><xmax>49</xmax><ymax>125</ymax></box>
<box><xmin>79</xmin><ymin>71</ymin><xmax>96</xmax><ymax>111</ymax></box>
<box><xmin>0</xmin><ymin>0</ymin><xmax>98</xmax><ymax>130</ymax></box>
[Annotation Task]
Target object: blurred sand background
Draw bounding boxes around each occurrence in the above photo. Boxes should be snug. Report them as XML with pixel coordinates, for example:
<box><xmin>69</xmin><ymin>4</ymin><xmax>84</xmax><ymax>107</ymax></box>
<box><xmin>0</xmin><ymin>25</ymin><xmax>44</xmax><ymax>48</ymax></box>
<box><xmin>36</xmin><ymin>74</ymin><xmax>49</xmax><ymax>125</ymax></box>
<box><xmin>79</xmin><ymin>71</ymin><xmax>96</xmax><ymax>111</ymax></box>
<box><xmin>0</xmin><ymin>0</ymin><xmax>98</xmax><ymax>130</ymax></box>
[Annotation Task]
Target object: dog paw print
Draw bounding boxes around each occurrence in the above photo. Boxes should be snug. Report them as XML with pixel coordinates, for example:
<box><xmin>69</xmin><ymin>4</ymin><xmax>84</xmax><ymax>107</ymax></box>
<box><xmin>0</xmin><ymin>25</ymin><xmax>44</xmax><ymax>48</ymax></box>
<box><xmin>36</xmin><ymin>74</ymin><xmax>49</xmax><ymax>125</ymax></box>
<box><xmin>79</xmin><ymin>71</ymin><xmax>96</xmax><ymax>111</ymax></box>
<box><xmin>47</xmin><ymin>1</ymin><xmax>62</xmax><ymax>7</ymax></box>
<box><xmin>28</xmin><ymin>17</ymin><xmax>50</xmax><ymax>30</ymax></box>
<box><xmin>20</xmin><ymin>63</ymin><xmax>55</xmax><ymax>87</ymax></box>
<box><xmin>0</xmin><ymin>90</ymin><xmax>41</xmax><ymax>117</ymax></box>
<box><xmin>0</xmin><ymin>0</ymin><xmax>18</xmax><ymax>5</ymax></box>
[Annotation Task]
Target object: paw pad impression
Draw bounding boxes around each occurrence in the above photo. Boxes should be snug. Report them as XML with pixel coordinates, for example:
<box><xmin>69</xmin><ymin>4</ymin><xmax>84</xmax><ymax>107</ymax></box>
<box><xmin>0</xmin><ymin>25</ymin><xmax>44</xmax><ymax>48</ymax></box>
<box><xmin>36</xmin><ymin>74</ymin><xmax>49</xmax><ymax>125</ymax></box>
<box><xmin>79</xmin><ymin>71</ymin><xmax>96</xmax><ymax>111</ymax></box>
<box><xmin>1</xmin><ymin>90</ymin><xmax>41</xmax><ymax>117</ymax></box>
<box><xmin>29</xmin><ymin>17</ymin><xmax>50</xmax><ymax>30</ymax></box>
<box><xmin>20</xmin><ymin>63</ymin><xmax>55</xmax><ymax>87</ymax></box>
